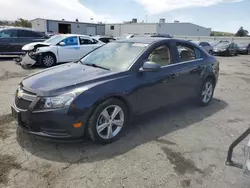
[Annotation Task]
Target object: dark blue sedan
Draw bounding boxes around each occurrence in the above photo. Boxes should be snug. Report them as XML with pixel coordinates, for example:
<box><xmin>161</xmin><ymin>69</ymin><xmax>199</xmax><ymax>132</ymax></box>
<box><xmin>11</xmin><ymin>38</ymin><xmax>219</xmax><ymax>144</ymax></box>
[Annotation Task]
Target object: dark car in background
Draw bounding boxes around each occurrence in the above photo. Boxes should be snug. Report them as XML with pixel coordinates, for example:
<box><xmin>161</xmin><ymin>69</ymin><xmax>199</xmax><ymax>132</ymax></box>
<box><xmin>212</xmin><ymin>42</ymin><xmax>238</xmax><ymax>56</ymax></box>
<box><xmin>0</xmin><ymin>28</ymin><xmax>49</xmax><ymax>55</ymax></box>
<box><xmin>191</xmin><ymin>41</ymin><xmax>213</xmax><ymax>54</ymax></box>
<box><xmin>237</xmin><ymin>43</ymin><xmax>250</xmax><ymax>55</ymax></box>
<box><xmin>92</xmin><ymin>35</ymin><xmax>116</xmax><ymax>43</ymax></box>
<box><xmin>11</xmin><ymin>38</ymin><xmax>219</xmax><ymax>144</ymax></box>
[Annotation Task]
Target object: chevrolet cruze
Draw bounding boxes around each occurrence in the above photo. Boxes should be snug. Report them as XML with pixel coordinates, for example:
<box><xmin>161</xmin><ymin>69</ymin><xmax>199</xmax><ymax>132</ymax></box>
<box><xmin>11</xmin><ymin>38</ymin><xmax>219</xmax><ymax>144</ymax></box>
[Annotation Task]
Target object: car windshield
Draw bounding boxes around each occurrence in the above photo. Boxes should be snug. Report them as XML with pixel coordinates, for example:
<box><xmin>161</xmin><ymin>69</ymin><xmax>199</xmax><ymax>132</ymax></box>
<box><xmin>80</xmin><ymin>42</ymin><xmax>148</xmax><ymax>71</ymax></box>
<box><xmin>44</xmin><ymin>35</ymin><xmax>66</xmax><ymax>45</ymax></box>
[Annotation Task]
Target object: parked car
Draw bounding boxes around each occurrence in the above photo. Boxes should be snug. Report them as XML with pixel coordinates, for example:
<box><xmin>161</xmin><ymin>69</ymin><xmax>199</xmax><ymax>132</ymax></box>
<box><xmin>191</xmin><ymin>41</ymin><xmax>213</xmax><ymax>54</ymax></box>
<box><xmin>150</xmin><ymin>34</ymin><xmax>173</xmax><ymax>38</ymax></box>
<box><xmin>92</xmin><ymin>35</ymin><xmax>116</xmax><ymax>43</ymax></box>
<box><xmin>212</xmin><ymin>42</ymin><xmax>238</xmax><ymax>56</ymax></box>
<box><xmin>20</xmin><ymin>34</ymin><xmax>104</xmax><ymax>67</ymax></box>
<box><xmin>11</xmin><ymin>38</ymin><xmax>219</xmax><ymax>144</ymax></box>
<box><xmin>237</xmin><ymin>43</ymin><xmax>250</xmax><ymax>55</ymax></box>
<box><xmin>209</xmin><ymin>40</ymin><xmax>230</xmax><ymax>47</ymax></box>
<box><xmin>0</xmin><ymin>27</ymin><xmax>49</xmax><ymax>55</ymax></box>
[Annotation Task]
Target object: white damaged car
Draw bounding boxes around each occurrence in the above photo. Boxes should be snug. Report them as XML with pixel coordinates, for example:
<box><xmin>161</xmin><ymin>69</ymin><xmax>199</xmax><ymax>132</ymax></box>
<box><xmin>20</xmin><ymin>34</ymin><xmax>104</xmax><ymax>67</ymax></box>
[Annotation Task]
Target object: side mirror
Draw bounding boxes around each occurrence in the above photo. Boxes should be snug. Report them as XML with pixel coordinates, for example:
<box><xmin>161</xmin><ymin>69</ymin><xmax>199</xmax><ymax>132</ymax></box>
<box><xmin>139</xmin><ymin>61</ymin><xmax>161</xmax><ymax>72</ymax></box>
<box><xmin>59</xmin><ymin>42</ymin><xmax>65</xmax><ymax>46</ymax></box>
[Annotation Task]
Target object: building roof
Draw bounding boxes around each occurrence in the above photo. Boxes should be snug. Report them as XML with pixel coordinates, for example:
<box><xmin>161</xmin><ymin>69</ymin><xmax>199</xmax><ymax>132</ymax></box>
<box><xmin>31</xmin><ymin>18</ymin><xmax>105</xmax><ymax>26</ymax></box>
<box><xmin>106</xmin><ymin>22</ymin><xmax>211</xmax><ymax>30</ymax></box>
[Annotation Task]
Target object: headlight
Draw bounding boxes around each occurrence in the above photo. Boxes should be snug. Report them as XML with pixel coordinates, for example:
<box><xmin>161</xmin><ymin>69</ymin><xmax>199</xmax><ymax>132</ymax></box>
<box><xmin>42</xmin><ymin>92</ymin><xmax>76</xmax><ymax>109</ymax></box>
<box><xmin>220</xmin><ymin>48</ymin><xmax>227</xmax><ymax>51</ymax></box>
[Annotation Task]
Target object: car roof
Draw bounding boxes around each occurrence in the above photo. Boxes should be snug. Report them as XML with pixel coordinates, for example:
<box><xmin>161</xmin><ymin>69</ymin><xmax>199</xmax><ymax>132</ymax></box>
<box><xmin>93</xmin><ymin>35</ymin><xmax>114</xmax><ymax>39</ymax></box>
<box><xmin>117</xmin><ymin>37</ymin><xmax>188</xmax><ymax>45</ymax></box>
<box><xmin>58</xmin><ymin>34</ymin><xmax>93</xmax><ymax>38</ymax></box>
<box><xmin>0</xmin><ymin>27</ymin><xmax>43</xmax><ymax>33</ymax></box>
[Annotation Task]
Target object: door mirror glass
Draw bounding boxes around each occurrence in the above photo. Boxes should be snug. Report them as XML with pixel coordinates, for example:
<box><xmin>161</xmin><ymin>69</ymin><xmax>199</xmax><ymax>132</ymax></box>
<box><xmin>59</xmin><ymin>42</ymin><xmax>65</xmax><ymax>46</ymax></box>
<box><xmin>139</xmin><ymin>61</ymin><xmax>161</xmax><ymax>72</ymax></box>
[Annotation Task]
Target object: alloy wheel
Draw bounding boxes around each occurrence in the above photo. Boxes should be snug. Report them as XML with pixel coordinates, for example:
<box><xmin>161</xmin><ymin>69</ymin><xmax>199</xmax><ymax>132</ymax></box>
<box><xmin>96</xmin><ymin>105</ymin><xmax>124</xmax><ymax>139</ymax></box>
<box><xmin>43</xmin><ymin>55</ymin><xmax>55</xmax><ymax>67</ymax></box>
<box><xmin>201</xmin><ymin>81</ymin><xmax>213</xmax><ymax>104</ymax></box>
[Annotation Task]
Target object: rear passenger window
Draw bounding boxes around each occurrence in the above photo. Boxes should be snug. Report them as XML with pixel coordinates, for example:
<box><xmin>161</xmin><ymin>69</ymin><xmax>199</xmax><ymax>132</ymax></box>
<box><xmin>79</xmin><ymin>37</ymin><xmax>96</xmax><ymax>45</ymax></box>
<box><xmin>18</xmin><ymin>30</ymin><xmax>43</xmax><ymax>38</ymax></box>
<box><xmin>177</xmin><ymin>43</ymin><xmax>202</xmax><ymax>62</ymax></box>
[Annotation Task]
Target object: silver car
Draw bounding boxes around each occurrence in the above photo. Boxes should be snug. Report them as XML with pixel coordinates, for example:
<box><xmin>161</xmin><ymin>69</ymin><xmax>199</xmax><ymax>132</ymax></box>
<box><xmin>191</xmin><ymin>41</ymin><xmax>213</xmax><ymax>54</ymax></box>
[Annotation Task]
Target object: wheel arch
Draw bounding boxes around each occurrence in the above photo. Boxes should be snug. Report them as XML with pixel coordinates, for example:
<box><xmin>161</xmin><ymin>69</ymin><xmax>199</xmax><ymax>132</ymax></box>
<box><xmin>88</xmin><ymin>94</ymin><xmax>133</xmax><ymax>123</ymax></box>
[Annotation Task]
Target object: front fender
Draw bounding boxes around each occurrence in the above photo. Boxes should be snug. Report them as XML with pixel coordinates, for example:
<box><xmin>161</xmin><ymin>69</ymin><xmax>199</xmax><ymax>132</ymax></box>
<box><xmin>69</xmin><ymin>75</ymin><xmax>137</xmax><ymax>117</ymax></box>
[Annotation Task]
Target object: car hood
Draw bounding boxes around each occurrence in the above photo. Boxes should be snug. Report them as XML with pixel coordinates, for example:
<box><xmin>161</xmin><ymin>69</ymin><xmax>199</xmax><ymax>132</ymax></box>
<box><xmin>22</xmin><ymin>42</ymin><xmax>51</xmax><ymax>51</ymax></box>
<box><xmin>22</xmin><ymin>63</ymin><xmax>120</xmax><ymax>96</ymax></box>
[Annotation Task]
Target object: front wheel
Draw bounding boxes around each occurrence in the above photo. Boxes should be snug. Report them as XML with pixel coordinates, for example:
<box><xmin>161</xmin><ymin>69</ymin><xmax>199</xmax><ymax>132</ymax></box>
<box><xmin>41</xmin><ymin>53</ymin><xmax>56</xmax><ymax>67</ymax></box>
<box><xmin>198</xmin><ymin>79</ymin><xmax>215</xmax><ymax>106</ymax></box>
<box><xmin>87</xmin><ymin>99</ymin><xmax>128</xmax><ymax>144</ymax></box>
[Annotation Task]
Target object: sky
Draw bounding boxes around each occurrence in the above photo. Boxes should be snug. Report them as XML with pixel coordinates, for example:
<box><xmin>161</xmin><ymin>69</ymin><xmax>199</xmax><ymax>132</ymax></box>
<box><xmin>0</xmin><ymin>0</ymin><xmax>249</xmax><ymax>33</ymax></box>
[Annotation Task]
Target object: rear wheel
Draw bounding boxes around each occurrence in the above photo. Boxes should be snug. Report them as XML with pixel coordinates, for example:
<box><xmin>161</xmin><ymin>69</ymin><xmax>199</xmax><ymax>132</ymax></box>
<box><xmin>198</xmin><ymin>78</ymin><xmax>215</xmax><ymax>106</ymax></box>
<box><xmin>41</xmin><ymin>53</ymin><xmax>56</xmax><ymax>67</ymax></box>
<box><xmin>87</xmin><ymin>99</ymin><xmax>128</xmax><ymax>144</ymax></box>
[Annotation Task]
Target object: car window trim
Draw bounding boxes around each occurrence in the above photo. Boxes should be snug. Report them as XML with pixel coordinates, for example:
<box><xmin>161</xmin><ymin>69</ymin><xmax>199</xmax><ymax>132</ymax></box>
<box><xmin>160</xmin><ymin>58</ymin><xmax>204</xmax><ymax>68</ymax></box>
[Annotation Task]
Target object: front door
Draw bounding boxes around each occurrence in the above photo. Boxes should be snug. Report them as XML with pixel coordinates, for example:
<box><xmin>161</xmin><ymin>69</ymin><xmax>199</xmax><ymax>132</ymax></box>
<box><xmin>57</xmin><ymin>36</ymin><xmax>80</xmax><ymax>62</ymax></box>
<box><xmin>136</xmin><ymin>43</ymin><xmax>177</xmax><ymax>113</ymax></box>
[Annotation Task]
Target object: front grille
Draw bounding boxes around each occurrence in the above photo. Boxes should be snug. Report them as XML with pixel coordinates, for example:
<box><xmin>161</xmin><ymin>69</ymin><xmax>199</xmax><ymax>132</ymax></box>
<box><xmin>15</xmin><ymin>86</ymin><xmax>37</xmax><ymax>110</ymax></box>
<box><xmin>15</xmin><ymin>97</ymin><xmax>32</xmax><ymax>110</ymax></box>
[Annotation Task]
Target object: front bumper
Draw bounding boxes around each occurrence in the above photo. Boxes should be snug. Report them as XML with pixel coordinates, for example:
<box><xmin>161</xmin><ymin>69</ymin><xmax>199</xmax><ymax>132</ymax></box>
<box><xmin>238</xmin><ymin>49</ymin><xmax>248</xmax><ymax>54</ymax></box>
<box><xmin>212</xmin><ymin>50</ymin><xmax>228</xmax><ymax>56</ymax></box>
<box><xmin>20</xmin><ymin>52</ymin><xmax>40</xmax><ymax>67</ymax></box>
<box><xmin>11</xmin><ymin>91</ymin><xmax>90</xmax><ymax>141</ymax></box>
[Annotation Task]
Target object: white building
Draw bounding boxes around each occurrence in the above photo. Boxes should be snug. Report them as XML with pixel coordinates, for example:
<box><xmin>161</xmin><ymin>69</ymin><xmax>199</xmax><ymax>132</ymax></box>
<box><xmin>105</xmin><ymin>21</ymin><xmax>212</xmax><ymax>37</ymax></box>
<box><xmin>31</xmin><ymin>18</ymin><xmax>105</xmax><ymax>36</ymax></box>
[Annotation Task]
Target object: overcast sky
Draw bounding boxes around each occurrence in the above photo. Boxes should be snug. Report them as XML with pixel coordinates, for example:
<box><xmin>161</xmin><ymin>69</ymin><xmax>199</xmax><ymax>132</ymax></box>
<box><xmin>0</xmin><ymin>0</ymin><xmax>249</xmax><ymax>33</ymax></box>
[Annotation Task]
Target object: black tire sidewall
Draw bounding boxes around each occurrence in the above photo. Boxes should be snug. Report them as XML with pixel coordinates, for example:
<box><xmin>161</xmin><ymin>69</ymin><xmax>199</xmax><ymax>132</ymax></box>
<box><xmin>198</xmin><ymin>79</ymin><xmax>215</xmax><ymax>106</ymax></box>
<box><xmin>87</xmin><ymin>99</ymin><xmax>128</xmax><ymax>144</ymax></box>
<box><xmin>42</xmin><ymin>53</ymin><xmax>56</xmax><ymax>67</ymax></box>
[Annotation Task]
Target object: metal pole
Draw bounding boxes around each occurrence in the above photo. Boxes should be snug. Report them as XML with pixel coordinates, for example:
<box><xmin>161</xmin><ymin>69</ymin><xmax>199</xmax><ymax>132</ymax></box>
<box><xmin>226</xmin><ymin>128</ymin><xmax>250</xmax><ymax>167</ymax></box>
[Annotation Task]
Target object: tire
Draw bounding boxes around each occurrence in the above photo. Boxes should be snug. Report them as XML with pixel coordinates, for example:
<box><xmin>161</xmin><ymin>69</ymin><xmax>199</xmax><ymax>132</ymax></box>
<box><xmin>198</xmin><ymin>78</ymin><xmax>215</xmax><ymax>106</ymax></box>
<box><xmin>41</xmin><ymin>53</ymin><xmax>56</xmax><ymax>67</ymax></box>
<box><xmin>87</xmin><ymin>98</ymin><xmax>128</xmax><ymax>144</ymax></box>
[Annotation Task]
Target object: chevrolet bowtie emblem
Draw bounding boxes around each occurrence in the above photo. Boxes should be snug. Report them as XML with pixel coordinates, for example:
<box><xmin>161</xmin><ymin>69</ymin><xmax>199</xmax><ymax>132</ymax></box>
<box><xmin>17</xmin><ymin>89</ymin><xmax>24</xmax><ymax>99</ymax></box>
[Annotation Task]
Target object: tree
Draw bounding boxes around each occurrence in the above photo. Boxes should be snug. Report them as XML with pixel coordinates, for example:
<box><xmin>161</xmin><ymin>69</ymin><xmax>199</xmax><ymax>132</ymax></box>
<box><xmin>13</xmin><ymin>18</ymin><xmax>31</xmax><ymax>28</ymax></box>
<box><xmin>236</xmin><ymin>27</ymin><xmax>249</xmax><ymax>37</ymax></box>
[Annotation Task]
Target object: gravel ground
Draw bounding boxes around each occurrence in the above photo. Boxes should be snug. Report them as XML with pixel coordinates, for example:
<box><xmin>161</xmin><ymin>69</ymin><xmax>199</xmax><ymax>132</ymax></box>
<box><xmin>0</xmin><ymin>56</ymin><xmax>250</xmax><ymax>188</ymax></box>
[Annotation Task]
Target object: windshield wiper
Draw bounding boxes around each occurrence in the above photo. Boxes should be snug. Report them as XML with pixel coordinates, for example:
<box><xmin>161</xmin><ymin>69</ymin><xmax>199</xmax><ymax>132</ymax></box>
<box><xmin>84</xmin><ymin>63</ymin><xmax>110</xmax><ymax>71</ymax></box>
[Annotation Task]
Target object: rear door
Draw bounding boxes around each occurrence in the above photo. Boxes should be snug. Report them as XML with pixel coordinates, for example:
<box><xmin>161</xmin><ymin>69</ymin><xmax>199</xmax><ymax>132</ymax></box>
<box><xmin>57</xmin><ymin>36</ymin><xmax>80</xmax><ymax>62</ymax></box>
<box><xmin>0</xmin><ymin>29</ymin><xmax>18</xmax><ymax>54</ymax></box>
<box><xmin>79</xmin><ymin>37</ymin><xmax>101</xmax><ymax>58</ymax></box>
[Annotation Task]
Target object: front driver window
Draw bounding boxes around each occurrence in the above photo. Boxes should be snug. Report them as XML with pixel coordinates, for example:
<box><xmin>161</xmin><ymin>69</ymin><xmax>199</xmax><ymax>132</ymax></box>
<box><xmin>62</xmin><ymin>36</ymin><xmax>78</xmax><ymax>46</ymax></box>
<box><xmin>148</xmin><ymin>45</ymin><xmax>170</xmax><ymax>67</ymax></box>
